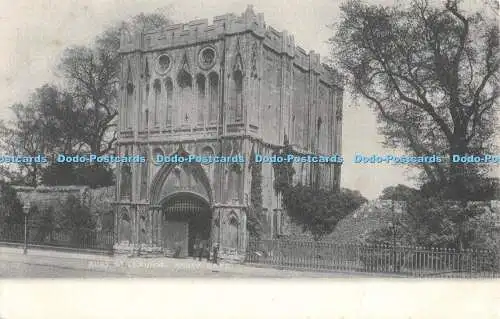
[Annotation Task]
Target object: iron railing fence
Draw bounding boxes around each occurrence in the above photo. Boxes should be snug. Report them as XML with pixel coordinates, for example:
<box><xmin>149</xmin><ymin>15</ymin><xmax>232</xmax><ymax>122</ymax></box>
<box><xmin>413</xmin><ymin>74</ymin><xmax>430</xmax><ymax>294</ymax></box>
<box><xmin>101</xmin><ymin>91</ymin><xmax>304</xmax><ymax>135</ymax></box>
<box><xmin>245</xmin><ymin>239</ymin><xmax>500</xmax><ymax>278</ymax></box>
<box><xmin>0</xmin><ymin>224</ymin><xmax>114</xmax><ymax>252</ymax></box>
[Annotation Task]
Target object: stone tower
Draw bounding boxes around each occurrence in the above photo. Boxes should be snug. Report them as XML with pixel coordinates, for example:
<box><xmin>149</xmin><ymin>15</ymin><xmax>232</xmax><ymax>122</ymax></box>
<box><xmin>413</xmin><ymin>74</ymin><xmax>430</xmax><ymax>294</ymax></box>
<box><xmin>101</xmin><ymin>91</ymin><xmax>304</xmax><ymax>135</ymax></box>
<box><xmin>113</xmin><ymin>6</ymin><xmax>344</xmax><ymax>260</ymax></box>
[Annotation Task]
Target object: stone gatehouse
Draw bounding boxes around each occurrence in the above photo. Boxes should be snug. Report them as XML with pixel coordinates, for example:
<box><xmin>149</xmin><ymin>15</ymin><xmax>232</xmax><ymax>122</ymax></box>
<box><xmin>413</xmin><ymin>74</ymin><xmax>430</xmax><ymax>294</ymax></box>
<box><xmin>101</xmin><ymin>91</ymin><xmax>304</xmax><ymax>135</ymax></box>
<box><xmin>114</xmin><ymin>6</ymin><xmax>344</xmax><ymax>260</ymax></box>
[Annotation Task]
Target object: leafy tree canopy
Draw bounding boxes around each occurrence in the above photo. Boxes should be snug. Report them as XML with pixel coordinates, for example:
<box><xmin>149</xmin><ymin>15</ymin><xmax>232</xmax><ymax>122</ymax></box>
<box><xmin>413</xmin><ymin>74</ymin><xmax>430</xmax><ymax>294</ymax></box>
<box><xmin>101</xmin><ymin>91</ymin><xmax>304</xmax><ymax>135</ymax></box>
<box><xmin>0</xmin><ymin>12</ymin><xmax>173</xmax><ymax>186</ymax></box>
<box><xmin>283</xmin><ymin>185</ymin><xmax>367</xmax><ymax>240</ymax></box>
<box><xmin>331</xmin><ymin>0</ymin><xmax>499</xmax><ymax>200</ymax></box>
<box><xmin>0</xmin><ymin>181</ymin><xmax>24</xmax><ymax>225</ymax></box>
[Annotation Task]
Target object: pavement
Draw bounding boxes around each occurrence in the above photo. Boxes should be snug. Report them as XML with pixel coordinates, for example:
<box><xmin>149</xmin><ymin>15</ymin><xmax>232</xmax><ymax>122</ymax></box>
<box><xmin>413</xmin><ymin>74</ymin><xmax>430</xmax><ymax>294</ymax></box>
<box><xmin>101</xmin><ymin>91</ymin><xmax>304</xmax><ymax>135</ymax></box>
<box><xmin>0</xmin><ymin>246</ymin><xmax>396</xmax><ymax>278</ymax></box>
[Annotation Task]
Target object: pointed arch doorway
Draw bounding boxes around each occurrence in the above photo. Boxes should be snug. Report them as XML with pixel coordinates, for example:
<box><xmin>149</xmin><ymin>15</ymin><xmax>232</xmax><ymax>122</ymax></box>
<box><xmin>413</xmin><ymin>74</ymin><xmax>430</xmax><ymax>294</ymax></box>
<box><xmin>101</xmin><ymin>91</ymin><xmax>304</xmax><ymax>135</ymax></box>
<box><xmin>161</xmin><ymin>193</ymin><xmax>212</xmax><ymax>258</ymax></box>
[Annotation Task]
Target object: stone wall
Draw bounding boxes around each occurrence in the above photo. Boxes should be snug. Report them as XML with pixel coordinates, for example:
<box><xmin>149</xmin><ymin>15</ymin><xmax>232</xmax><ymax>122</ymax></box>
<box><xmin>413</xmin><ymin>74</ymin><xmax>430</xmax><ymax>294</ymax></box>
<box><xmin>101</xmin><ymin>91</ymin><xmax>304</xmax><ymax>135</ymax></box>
<box><xmin>281</xmin><ymin>200</ymin><xmax>500</xmax><ymax>244</ymax></box>
<box><xmin>11</xmin><ymin>185</ymin><xmax>116</xmax><ymax>229</ymax></box>
<box><xmin>327</xmin><ymin>200</ymin><xmax>406</xmax><ymax>244</ymax></box>
<box><xmin>14</xmin><ymin>186</ymin><xmax>89</xmax><ymax>212</ymax></box>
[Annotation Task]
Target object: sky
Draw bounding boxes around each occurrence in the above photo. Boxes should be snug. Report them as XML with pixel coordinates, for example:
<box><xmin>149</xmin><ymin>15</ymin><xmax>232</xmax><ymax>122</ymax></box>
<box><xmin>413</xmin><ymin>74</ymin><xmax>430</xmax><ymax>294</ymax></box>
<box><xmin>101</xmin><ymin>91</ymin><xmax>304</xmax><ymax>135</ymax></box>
<box><xmin>0</xmin><ymin>0</ymin><xmax>497</xmax><ymax>199</ymax></box>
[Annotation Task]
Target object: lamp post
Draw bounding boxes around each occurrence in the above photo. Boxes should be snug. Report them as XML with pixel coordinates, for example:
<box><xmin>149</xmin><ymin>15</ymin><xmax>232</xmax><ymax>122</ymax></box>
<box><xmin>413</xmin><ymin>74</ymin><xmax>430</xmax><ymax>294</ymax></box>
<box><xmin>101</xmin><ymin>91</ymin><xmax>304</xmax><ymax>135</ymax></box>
<box><xmin>23</xmin><ymin>202</ymin><xmax>31</xmax><ymax>255</ymax></box>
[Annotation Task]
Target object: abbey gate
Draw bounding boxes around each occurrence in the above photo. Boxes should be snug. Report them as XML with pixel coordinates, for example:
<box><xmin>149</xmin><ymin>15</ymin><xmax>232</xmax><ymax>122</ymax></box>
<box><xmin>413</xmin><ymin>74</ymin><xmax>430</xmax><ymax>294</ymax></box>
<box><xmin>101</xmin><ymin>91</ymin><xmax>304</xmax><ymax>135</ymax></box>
<box><xmin>113</xmin><ymin>6</ymin><xmax>344</xmax><ymax>260</ymax></box>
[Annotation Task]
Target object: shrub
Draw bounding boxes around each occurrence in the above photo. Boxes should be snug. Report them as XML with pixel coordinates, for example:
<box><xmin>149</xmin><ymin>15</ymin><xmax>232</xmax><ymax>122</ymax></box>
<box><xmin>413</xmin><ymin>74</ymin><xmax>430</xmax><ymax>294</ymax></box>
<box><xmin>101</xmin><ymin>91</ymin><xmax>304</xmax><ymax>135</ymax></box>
<box><xmin>0</xmin><ymin>181</ymin><xmax>24</xmax><ymax>225</ymax></box>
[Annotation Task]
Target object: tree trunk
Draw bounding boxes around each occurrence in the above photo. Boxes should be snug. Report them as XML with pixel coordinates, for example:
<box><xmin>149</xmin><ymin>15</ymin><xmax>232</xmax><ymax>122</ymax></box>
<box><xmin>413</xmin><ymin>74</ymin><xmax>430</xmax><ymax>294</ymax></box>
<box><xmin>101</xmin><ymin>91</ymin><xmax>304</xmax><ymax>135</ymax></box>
<box><xmin>448</xmin><ymin>129</ymin><xmax>469</xmax><ymax>200</ymax></box>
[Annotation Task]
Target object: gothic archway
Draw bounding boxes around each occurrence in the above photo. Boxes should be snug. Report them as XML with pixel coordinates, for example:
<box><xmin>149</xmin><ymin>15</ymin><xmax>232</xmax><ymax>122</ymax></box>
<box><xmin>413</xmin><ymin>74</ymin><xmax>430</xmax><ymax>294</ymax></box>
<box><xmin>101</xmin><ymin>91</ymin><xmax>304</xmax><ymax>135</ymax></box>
<box><xmin>161</xmin><ymin>192</ymin><xmax>212</xmax><ymax>257</ymax></box>
<box><xmin>149</xmin><ymin>148</ymin><xmax>213</xmax><ymax>206</ymax></box>
<box><xmin>149</xmin><ymin>147</ymin><xmax>213</xmax><ymax>257</ymax></box>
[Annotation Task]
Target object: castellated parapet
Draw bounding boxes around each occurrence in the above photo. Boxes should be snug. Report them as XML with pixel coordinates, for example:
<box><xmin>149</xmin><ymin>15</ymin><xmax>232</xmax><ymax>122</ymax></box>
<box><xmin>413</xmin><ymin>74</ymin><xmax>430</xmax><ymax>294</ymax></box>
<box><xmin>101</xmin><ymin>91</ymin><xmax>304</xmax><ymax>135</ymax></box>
<box><xmin>119</xmin><ymin>5</ymin><xmax>342</xmax><ymax>87</ymax></box>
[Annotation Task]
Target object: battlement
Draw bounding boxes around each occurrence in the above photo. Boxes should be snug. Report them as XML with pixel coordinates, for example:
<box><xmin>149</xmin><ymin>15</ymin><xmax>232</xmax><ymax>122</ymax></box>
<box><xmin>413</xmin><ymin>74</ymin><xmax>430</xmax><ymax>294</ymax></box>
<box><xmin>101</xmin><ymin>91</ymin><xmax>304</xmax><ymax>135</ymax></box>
<box><xmin>119</xmin><ymin>5</ymin><xmax>342</xmax><ymax>86</ymax></box>
<box><xmin>120</xmin><ymin>5</ymin><xmax>266</xmax><ymax>52</ymax></box>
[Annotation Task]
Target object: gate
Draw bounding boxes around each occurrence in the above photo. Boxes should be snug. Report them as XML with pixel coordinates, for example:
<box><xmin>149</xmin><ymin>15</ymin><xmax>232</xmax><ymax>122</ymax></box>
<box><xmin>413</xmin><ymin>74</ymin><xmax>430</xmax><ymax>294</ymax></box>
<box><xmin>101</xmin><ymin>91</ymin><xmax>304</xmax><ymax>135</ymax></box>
<box><xmin>162</xmin><ymin>194</ymin><xmax>212</xmax><ymax>257</ymax></box>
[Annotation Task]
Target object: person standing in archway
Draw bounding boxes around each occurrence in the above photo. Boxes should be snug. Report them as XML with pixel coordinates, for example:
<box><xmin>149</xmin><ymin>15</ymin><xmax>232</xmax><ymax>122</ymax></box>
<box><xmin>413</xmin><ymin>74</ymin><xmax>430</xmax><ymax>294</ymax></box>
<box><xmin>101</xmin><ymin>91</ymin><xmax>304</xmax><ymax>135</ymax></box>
<box><xmin>212</xmin><ymin>243</ymin><xmax>219</xmax><ymax>265</ymax></box>
<box><xmin>193</xmin><ymin>235</ymin><xmax>200</xmax><ymax>260</ymax></box>
<box><xmin>199</xmin><ymin>238</ymin><xmax>207</xmax><ymax>261</ymax></box>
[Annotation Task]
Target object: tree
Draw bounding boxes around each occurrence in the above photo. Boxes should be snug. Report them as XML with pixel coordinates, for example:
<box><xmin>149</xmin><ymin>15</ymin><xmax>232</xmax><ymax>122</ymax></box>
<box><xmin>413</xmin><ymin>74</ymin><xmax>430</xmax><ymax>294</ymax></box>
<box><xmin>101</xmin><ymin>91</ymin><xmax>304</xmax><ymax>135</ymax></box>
<box><xmin>270</xmin><ymin>138</ymin><xmax>367</xmax><ymax>240</ymax></box>
<box><xmin>331</xmin><ymin>0</ymin><xmax>499</xmax><ymax>201</ymax></box>
<box><xmin>60</xmin><ymin>195</ymin><xmax>95</xmax><ymax>230</ymax></box>
<box><xmin>41</xmin><ymin>12</ymin><xmax>173</xmax><ymax>189</ymax></box>
<box><xmin>42</xmin><ymin>162</ymin><xmax>114</xmax><ymax>188</ymax></box>
<box><xmin>379</xmin><ymin>184</ymin><xmax>421</xmax><ymax>201</ymax></box>
<box><xmin>57</xmin><ymin>12</ymin><xmax>173</xmax><ymax>156</ymax></box>
<box><xmin>59</xmin><ymin>195</ymin><xmax>96</xmax><ymax>247</ymax></box>
<box><xmin>101</xmin><ymin>210</ymin><xmax>115</xmax><ymax>232</ymax></box>
<box><xmin>0</xmin><ymin>84</ymin><xmax>84</xmax><ymax>185</ymax></box>
<box><xmin>1</xmin><ymin>12</ymin><xmax>173</xmax><ymax>186</ymax></box>
<box><xmin>27</xmin><ymin>205</ymin><xmax>57</xmax><ymax>243</ymax></box>
<box><xmin>282</xmin><ymin>185</ymin><xmax>367</xmax><ymax>240</ymax></box>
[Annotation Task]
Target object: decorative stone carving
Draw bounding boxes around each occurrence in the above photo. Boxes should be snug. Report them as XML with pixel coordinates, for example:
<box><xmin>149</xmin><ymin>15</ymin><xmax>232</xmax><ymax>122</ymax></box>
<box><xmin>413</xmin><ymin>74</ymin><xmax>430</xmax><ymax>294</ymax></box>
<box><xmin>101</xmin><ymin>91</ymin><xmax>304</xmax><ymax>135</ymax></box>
<box><xmin>202</xmin><ymin>146</ymin><xmax>215</xmax><ymax>165</ymax></box>
<box><xmin>156</xmin><ymin>54</ymin><xmax>172</xmax><ymax>75</ymax></box>
<box><xmin>250</xmin><ymin>42</ymin><xmax>258</xmax><ymax>78</ymax></box>
<box><xmin>198</xmin><ymin>46</ymin><xmax>217</xmax><ymax>70</ymax></box>
<box><xmin>179</xmin><ymin>51</ymin><xmax>191</xmax><ymax>75</ymax></box>
<box><xmin>336</xmin><ymin>106</ymin><xmax>343</xmax><ymax>120</ymax></box>
<box><xmin>233</xmin><ymin>38</ymin><xmax>244</xmax><ymax>74</ymax></box>
<box><xmin>144</xmin><ymin>57</ymin><xmax>150</xmax><ymax>79</ymax></box>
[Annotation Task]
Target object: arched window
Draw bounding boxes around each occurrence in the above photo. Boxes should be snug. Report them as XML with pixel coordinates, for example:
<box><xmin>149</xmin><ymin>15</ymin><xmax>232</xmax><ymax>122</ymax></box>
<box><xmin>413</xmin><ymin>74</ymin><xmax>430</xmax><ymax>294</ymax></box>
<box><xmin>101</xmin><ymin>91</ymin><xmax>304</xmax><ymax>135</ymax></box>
<box><xmin>231</xmin><ymin>70</ymin><xmax>243</xmax><ymax>121</ymax></box>
<box><xmin>125</xmin><ymin>82</ymin><xmax>134</xmax><ymax>129</ymax></box>
<box><xmin>120</xmin><ymin>163</ymin><xmax>132</xmax><ymax>198</ymax></box>
<box><xmin>196</xmin><ymin>74</ymin><xmax>206</xmax><ymax>124</ymax></box>
<box><xmin>178</xmin><ymin>70</ymin><xmax>193</xmax><ymax>124</ymax></box>
<box><xmin>165</xmin><ymin>78</ymin><xmax>173</xmax><ymax>126</ymax></box>
<box><xmin>178</xmin><ymin>70</ymin><xmax>192</xmax><ymax>88</ymax></box>
<box><xmin>153</xmin><ymin>79</ymin><xmax>161</xmax><ymax>126</ymax></box>
<box><xmin>142</xmin><ymin>83</ymin><xmax>149</xmax><ymax>130</ymax></box>
<box><xmin>208</xmin><ymin>72</ymin><xmax>219</xmax><ymax>123</ymax></box>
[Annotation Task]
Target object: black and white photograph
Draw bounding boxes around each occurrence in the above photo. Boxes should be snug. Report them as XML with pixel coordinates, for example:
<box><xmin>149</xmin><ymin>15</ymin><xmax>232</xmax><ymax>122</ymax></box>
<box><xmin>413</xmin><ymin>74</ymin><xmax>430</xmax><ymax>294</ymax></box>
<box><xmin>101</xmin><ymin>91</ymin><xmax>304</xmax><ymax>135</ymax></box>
<box><xmin>0</xmin><ymin>0</ymin><xmax>499</xmax><ymax>317</ymax></box>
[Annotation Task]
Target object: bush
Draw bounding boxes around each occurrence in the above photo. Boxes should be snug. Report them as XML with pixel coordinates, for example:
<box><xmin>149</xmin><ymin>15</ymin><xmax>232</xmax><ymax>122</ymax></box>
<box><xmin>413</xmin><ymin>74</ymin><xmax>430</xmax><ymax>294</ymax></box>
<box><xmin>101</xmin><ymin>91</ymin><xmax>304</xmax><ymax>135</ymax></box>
<box><xmin>282</xmin><ymin>185</ymin><xmax>367</xmax><ymax>240</ymax></box>
<box><xmin>101</xmin><ymin>210</ymin><xmax>114</xmax><ymax>232</ymax></box>
<box><xmin>0</xmin><ymin>181</ymin><xmax>24</xmax><ymax>225</ymax></box>
<box><xmin>363</xmin><ymin>197</ymin><xmax>499</xmax><ymax>272</ymax></box>
<box><xmin>60</xmin><ymin>195</ymin><xmax>95</xmax><ymax>230</ymax></box>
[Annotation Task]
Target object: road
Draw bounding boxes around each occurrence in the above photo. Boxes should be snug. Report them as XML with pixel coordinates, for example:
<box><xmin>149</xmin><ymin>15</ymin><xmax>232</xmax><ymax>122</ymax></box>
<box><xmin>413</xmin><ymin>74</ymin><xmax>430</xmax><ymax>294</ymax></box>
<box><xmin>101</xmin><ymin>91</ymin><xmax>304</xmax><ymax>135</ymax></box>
<box><xmin>0</xmin><ymin>246</ymin><xmax>383</xmax><ymax>278</ymax></box>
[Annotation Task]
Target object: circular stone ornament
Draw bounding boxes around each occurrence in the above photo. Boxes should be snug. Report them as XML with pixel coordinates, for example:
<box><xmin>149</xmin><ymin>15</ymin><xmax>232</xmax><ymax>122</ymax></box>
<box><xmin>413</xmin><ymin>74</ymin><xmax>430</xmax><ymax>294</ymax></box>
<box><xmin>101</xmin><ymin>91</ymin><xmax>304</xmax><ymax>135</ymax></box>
<box><xmin>198</xmin><ymin>46</ymin><xmax>217</xmax><ymax>70</ymax></box>
<box><xmin>156</xmin><ymin>54</ymin><xmax>172</xmax><ymax>74</ymax></box>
